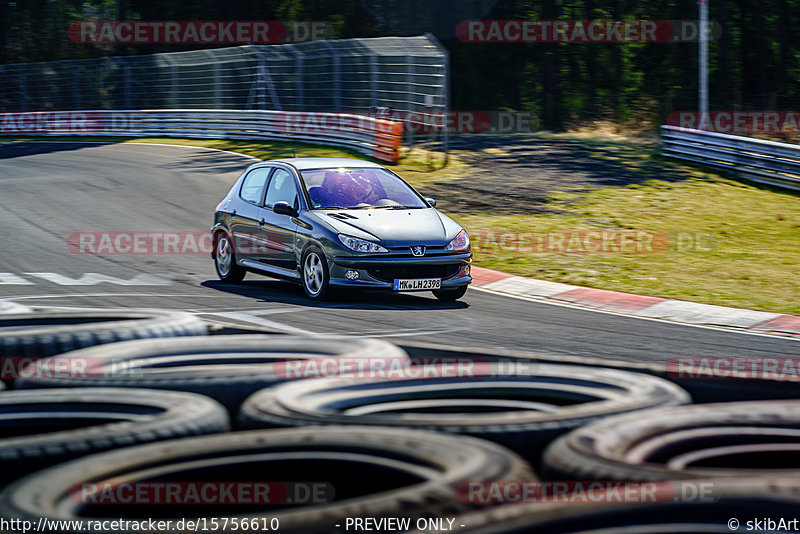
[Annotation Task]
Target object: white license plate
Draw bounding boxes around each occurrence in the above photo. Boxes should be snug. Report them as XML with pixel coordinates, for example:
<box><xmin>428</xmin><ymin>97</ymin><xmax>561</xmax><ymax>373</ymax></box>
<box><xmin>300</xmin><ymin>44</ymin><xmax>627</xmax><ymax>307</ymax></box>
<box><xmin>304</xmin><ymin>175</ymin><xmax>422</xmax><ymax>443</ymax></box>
<box><xmin>393</xmin><ymin>278</ymin><xmax>441</xmax><ymax>291</ymax></box>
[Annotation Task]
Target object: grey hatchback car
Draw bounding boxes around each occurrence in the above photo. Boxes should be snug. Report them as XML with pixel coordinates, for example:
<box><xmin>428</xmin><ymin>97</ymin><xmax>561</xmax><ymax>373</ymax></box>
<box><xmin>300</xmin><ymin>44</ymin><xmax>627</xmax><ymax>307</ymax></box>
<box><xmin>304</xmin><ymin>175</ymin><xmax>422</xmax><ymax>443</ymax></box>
<box><xmin>212</xmin><ymin>157</ymin><xmax>472</xmax><ymax>301</ymax></box>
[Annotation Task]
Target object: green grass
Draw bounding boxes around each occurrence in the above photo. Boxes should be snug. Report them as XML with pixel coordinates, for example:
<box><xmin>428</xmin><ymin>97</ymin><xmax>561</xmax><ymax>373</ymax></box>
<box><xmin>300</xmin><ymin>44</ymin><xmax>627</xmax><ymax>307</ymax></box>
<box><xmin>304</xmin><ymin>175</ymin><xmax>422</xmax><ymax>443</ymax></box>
<box><xmin>453</xmin><ymin>169</ymin><xmax>800</xmax><ymax>315</ymax></box>
<box><xmin>6</xmin><ymin>134</ymin><xmax>799</xmax><ymax>314</ymax></box>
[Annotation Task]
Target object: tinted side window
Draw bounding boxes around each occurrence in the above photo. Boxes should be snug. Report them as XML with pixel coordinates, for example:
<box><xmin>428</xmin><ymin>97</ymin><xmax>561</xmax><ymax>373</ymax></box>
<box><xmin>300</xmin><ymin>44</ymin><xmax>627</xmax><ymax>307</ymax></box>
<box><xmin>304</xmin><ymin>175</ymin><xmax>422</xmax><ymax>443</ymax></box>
<box><xmin>264</xmin><ymin>168</ymin><xmax>299</xmax><ymax>209</ymax></box>
<box><xmin>240</xmin><ymin>168</ymin><xmax>270</xmax><ymax>205</ymax></box>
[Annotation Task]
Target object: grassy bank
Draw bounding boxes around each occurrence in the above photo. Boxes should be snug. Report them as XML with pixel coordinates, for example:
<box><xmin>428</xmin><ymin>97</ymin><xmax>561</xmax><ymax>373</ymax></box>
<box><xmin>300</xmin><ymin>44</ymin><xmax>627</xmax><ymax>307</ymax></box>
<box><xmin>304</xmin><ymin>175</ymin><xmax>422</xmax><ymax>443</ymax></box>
<box><xmin>455</xmin><ymin>173</ymin><xmax>800</xmax><ymax>315</ymax></box>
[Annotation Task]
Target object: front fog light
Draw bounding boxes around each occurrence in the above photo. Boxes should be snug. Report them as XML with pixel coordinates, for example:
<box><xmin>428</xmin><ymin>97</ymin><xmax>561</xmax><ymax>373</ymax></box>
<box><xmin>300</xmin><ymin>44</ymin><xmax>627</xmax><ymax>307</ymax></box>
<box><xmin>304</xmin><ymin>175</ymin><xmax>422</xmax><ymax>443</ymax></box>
<box><xmin>464</xmin><ymin>264</ymin><xmax>471</xmax><ymax>276</ymax></box>
<box><xmin>345</xmin><ymin>270</ymin><xmax>360</xmax><ymax>280</ymax></box>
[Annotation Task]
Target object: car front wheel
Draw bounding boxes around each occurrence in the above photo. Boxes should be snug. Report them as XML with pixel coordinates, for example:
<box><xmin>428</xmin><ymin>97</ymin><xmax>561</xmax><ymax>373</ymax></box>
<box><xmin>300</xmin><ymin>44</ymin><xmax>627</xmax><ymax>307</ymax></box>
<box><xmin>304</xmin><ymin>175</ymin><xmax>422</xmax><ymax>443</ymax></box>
<box><xmin>215</xmin><ymin>232</ymin><xmax>246</xmax><ymax>283</ymax></box>
<box><xmin>302</xmin><ymin>246</ymin><xmax>330</xmax><ymax>300</ymax></box>
<box><xmin>432</xmin><ymin>285</ymin><xmax>468</xmax><ymax>301</ymax></box>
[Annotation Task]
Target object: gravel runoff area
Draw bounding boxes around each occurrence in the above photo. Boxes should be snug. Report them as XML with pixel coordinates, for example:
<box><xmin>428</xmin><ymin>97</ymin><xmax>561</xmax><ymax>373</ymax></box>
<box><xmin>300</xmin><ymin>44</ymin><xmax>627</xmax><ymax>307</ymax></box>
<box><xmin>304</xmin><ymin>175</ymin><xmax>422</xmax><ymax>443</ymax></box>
<box><xmin>423</xmin><ymin>135</ymin><xmax>689</xmax><ymax>215</ymax></box>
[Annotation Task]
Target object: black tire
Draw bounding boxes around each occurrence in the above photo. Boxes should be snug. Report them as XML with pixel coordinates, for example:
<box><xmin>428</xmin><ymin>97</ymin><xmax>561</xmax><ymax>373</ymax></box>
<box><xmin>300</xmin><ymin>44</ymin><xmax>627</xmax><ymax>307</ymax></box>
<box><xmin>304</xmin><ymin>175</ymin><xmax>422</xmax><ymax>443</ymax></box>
<box><xmin>214</xmin><ymin>231</ymin><xmax>246</xmax><ymax>282</ymax></box>
<box><xmin>0</xmin><ymin>426</ymin><xmax>534</xmax><ymax>534</ymax></box>
<box><xmin>420</xmin><ymin>478</ymin><xmax>800</xmax><ymax>533</ymax></box>
<box><xmin>543</xmin><ymin>400</ymin><xmax>800</xmax><ymax>481</ymax></box>
<box><xmin>0</xmin><ymin>388</ymin><xmax>228</xmax><ymax>485</ymax></box>
<box><xmin>0</xmin><ymin>301</ymin><xmax>30</xmax><ymax>314</ymax></box>
<box><xmin>432</xmin><ymin>285</ymin><xmax>468</xmax><ymax>301</ymax></box>
<box><xmin>0</xmin><ymin>311</ymin><xmax>207</xmax><ymax>360</ymax></box>
<box><xmin>238</xmin><ymin>363</ymin><xmax>690</xmax><ymax>465</ymax></box>
<box><xmin>301</xmin><ymin>245</ymin><xmax>330</xmax><ymax>300</ymax></box>
<box><xmin>15</xmin><ymin>335</ymin><xmax>409</xmax><ymax>413</ymax></box>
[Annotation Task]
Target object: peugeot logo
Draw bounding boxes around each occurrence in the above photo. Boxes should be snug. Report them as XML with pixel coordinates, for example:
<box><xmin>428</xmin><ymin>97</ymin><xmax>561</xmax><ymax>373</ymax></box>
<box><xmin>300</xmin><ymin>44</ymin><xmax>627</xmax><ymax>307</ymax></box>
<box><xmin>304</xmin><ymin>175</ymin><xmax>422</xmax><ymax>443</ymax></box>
<box><xmin>411</xmin><ymin>246</ymin><xmax>425</xmax><ymax>257</ymax></box>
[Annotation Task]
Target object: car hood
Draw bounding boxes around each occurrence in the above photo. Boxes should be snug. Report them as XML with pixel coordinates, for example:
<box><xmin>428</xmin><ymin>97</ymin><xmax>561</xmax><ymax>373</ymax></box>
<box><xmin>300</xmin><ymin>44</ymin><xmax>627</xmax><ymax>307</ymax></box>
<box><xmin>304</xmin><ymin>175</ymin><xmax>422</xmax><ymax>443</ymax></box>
<box><xmin>315</xmin><ymin>208</ymin><xmax>461</xmax><ymax>247</ymax></box>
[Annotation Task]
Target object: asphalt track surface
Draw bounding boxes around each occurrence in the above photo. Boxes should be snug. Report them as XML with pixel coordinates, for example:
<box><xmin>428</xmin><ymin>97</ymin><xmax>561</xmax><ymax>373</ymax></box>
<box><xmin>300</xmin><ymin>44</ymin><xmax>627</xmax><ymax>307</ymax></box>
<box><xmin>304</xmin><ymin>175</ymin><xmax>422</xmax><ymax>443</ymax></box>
<box><xmin>0</xmin><ymin>141</ymin><xmax>796</xmax><ymax>364</ymax></box>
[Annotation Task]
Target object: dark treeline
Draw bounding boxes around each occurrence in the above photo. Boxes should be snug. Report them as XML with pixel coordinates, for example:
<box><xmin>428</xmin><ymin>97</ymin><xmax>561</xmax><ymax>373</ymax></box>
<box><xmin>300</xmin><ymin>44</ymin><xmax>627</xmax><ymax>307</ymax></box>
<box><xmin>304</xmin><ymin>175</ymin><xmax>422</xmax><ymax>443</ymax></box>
<box><xmin>1</xmin><ymin>0</ymin><xmax>796</xmax><ymax>130</ymax></box>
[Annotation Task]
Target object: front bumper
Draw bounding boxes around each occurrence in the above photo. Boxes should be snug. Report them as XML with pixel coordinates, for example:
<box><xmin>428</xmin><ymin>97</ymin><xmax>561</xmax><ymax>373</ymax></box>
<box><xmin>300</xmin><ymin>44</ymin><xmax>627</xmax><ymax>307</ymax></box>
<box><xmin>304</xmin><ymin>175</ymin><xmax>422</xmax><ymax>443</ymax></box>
<box><xmin>329</xmin><ymin>252</ymin><xmax>472</xmax><ymax>290</ymax></box>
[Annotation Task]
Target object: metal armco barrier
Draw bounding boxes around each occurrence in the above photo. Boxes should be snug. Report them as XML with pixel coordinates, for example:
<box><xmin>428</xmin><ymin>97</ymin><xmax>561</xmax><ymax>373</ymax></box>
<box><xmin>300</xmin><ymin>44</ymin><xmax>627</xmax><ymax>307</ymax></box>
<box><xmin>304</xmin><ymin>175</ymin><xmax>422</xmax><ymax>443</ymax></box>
<box><xmin>661</xmin><ymin>125</ymin><xmax>800</xmax><ymax>192</ymax></box>
<box><xmin>0</xmin><ymin>109</ymin><xmax>404</xmax><ymax>163</ymax></box>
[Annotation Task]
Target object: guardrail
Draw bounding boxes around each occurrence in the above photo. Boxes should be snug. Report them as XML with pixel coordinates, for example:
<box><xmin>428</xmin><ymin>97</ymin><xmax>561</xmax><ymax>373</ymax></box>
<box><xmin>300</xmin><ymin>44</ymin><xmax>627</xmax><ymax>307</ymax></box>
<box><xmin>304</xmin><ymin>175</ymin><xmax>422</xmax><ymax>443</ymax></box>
<box><xmin>0</xmin><ymin>109</ymin><xmax>404</xmax><ymax>163</ymax></box>
<box><xmin>661</xmin><ymin>125</ymin><xmax>800</xmax><ymax>192</ymax></box>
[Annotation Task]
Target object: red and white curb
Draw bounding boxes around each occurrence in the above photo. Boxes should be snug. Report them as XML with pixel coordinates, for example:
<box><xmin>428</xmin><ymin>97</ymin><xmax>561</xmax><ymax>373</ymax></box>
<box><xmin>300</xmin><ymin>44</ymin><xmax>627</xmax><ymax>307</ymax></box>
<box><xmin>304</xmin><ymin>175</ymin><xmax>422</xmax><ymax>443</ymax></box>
<box><xmin>471</xmin><ymin>266</ymin><xmax>800</xmax><ymax>338</ymax></box>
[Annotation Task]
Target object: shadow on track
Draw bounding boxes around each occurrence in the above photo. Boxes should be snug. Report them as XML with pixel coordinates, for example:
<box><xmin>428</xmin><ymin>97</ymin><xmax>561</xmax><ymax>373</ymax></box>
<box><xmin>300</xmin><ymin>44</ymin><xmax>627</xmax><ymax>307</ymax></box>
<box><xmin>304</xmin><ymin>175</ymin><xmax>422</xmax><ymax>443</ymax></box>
<box><xmin>161</xmin><ymin>150</ymin><xmax>256</xmax><ymax>174</ymax></box>
<box><xmin>201</xmin><ymin>279</ymin><xmax>469</xmax><ymax>311</ymax></box>
<box><xmin>0</xmin><ymin>141</ymin><xmax>116</xmax><ymax>160</ymax></box>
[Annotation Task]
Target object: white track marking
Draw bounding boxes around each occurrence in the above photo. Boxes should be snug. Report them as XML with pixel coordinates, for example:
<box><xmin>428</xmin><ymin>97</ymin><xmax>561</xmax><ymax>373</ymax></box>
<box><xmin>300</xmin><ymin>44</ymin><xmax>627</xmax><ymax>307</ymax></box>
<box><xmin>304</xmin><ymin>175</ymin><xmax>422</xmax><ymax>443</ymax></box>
<box><xmin>210</xmin><ymin>311</ymin><xmax>316</xmax><ymax>335</ymax></box>
<box><xmin>0</xmin><ymin>273</ymin><xmax>35</xmax><ymax>285</ymax></box>
<box><xmin>24</xmin><ymin>273</ymin><xmax>173</xmax><ymax>285</ymax></box>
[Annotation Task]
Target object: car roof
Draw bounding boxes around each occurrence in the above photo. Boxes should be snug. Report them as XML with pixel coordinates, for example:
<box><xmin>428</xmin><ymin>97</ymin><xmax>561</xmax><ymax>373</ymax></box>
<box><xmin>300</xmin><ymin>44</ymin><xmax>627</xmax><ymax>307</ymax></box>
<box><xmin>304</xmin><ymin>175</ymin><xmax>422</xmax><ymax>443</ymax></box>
<box><xmin>268</xmin><ymin>157</ymin><xmax>385</xmax><ymax>171</ymax></box>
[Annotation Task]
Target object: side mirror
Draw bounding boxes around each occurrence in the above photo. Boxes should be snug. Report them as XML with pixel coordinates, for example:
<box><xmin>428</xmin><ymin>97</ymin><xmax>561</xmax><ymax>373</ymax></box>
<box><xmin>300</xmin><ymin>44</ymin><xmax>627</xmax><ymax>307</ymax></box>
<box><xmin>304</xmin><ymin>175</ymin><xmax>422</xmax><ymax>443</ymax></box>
<box><xmin>273</xmin><ymin>201</ymin><xmax>298</xmax><ymax>217</ymax></box>
<box><xmin>425</xmin><ymin>197</ymin><xmax>436</xmax><ymax>207</ymax></box>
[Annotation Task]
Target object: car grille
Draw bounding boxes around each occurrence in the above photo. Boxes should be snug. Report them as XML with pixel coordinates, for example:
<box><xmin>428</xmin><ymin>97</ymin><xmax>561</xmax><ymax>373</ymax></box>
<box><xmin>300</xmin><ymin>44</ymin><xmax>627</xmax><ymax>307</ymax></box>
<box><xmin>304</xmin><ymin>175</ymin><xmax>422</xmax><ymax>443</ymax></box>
<box><xmin>366</xmin><ymin>264</ymin><xmax>461</xmax><ymax>283</ymax></box>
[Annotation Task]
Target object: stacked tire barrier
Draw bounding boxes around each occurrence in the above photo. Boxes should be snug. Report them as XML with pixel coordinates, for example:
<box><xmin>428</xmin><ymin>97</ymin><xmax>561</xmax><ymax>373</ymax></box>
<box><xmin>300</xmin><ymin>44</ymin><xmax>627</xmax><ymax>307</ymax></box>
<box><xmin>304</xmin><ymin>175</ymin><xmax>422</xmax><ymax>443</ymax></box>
<box><xmin>14</xmin><ymin>335</ymin><xmax>408</xmax><ymax>412</ymax></box>
<box><xmin>0</xmin><ymin>308</ymin><xmax>796</xmax><ymax>533</ymax></box>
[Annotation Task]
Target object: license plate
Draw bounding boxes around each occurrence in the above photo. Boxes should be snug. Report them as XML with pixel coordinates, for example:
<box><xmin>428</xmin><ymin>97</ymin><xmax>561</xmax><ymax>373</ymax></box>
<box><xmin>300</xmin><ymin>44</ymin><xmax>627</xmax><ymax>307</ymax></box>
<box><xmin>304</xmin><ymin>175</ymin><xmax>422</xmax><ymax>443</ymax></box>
<box><xmin>393</xmin><ymin>278</ymin><xmax>441</xmax><ymax>291</ymax></box>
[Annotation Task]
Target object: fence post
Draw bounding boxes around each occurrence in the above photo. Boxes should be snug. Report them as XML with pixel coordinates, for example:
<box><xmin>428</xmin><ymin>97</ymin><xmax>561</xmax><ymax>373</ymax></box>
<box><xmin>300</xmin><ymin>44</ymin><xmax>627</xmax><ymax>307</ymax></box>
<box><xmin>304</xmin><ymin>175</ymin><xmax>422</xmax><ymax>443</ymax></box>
<box><xmin>427</xmin><ymin>32</ymin><xmax>450</xmax><ymax>165</ymax></box>
<box><xmin>370</xmin><ymin>54</ymin><xmax>378</xmax><ymax>108</ymax></box>
<box><xmin>203</xmin><ymin>50</ymin><xmax>221</xmax><ymax>109</ymax></box>
<box><xmin>120</xmin><ymin>57</ymin><xmax>132</xmax><ymax>109</ymax></box>
<box><xmin>291</xmin><ymin>47</ymin><xmax>305</xmax><ymax>111</ymax></box>
<box><xmin>322</xmin><ymin>40</ymin><xmax>341</xmax><ymax>111</ymax></box>
<box><xmin>18</xmin><ymin>66</ymin><xmax>28</xmax><ymax>111</ymax></box>
<box><xmin>162</xmin><ymin>55</ymin><xmax>179</xmax><ymax>108</ymax></box>
<box><xmin>247</xmin><ymin>46</ymin><xmax>282</xmax><ymax>111</ymax></box>
<box><xmin>70</xmin><ymin>61</ymin><xmax>81</xmax><ymax>110</ymax></box>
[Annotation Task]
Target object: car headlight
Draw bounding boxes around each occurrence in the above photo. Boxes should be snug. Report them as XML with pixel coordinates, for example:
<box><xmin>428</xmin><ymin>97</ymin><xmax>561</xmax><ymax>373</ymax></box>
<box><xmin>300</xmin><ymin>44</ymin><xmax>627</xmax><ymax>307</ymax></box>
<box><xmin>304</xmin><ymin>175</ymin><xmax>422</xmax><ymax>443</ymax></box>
<box><xmin>445</xmin><ymin>229</ymin><xmax>470</xmax><ymax>252</ymax></box>
<box><xmin>338</xmin><ymin>234</ymin><xmax>389</xmax><ymax>253</ymax></box>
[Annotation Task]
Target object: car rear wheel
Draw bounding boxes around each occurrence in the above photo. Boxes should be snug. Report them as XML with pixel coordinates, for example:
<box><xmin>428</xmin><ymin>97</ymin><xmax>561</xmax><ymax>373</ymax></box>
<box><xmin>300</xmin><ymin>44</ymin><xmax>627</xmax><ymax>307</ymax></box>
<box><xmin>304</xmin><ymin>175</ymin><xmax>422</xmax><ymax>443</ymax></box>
<box><xmin>302</xmin><ymin>246</ymin><xmax>330</xmax><ymax>300</ymax></box>
<box><xmin>433</xmin><ymin>285</ymin><xmax>468</xmax><ymax>301</ymax></box>
<box><xmin>214</xmin><ymin>232</ymin><xmax>246</xmax><ymax>283</ymax></box>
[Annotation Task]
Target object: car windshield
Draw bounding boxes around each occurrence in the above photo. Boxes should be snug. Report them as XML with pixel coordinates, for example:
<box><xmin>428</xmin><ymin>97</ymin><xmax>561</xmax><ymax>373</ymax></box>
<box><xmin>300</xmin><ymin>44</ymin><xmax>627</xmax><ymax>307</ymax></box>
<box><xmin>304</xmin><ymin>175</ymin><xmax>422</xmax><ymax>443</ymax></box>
<box><xmin>301</xmin><ymin>167</ymin><xmax>428</xmax><ymax>210</ymax></box>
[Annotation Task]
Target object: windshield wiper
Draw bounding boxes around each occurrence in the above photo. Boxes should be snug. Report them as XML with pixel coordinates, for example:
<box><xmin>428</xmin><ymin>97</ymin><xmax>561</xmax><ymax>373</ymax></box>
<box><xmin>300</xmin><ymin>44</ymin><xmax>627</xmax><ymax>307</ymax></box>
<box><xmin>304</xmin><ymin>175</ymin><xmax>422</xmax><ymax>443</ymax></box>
<box><xmin>369</xmin><ymin>205</ymin><xmax>424</xmax><ymax>210</ymax></box>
